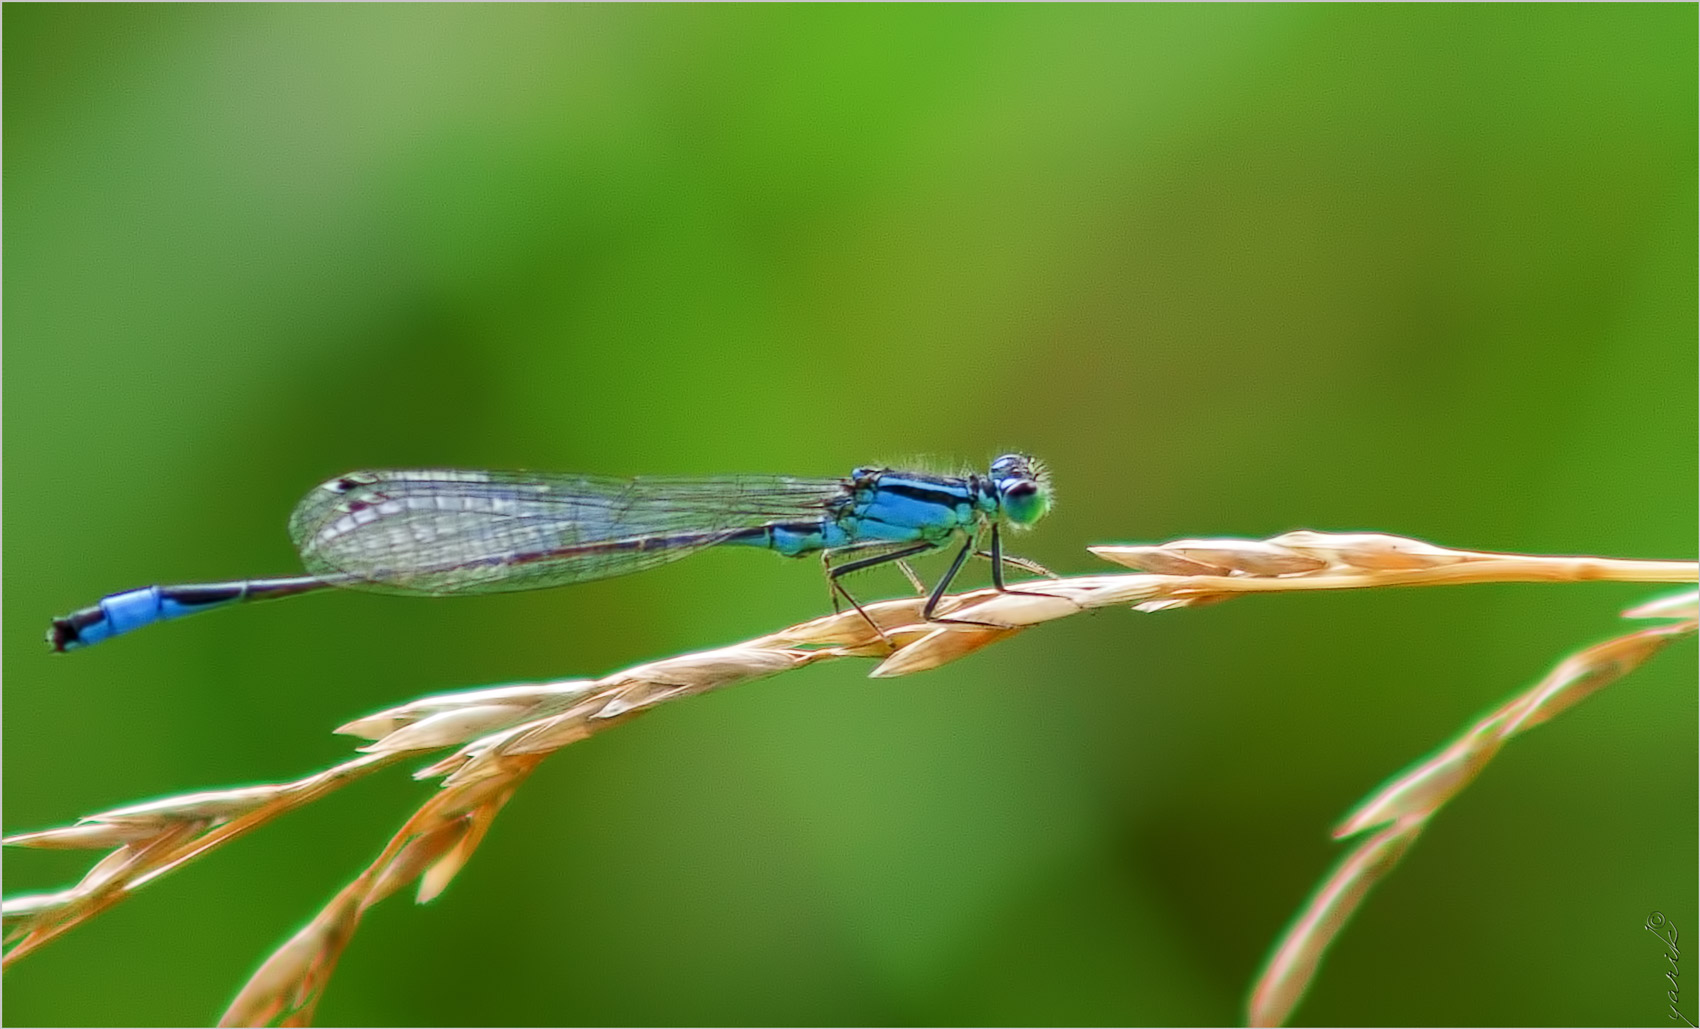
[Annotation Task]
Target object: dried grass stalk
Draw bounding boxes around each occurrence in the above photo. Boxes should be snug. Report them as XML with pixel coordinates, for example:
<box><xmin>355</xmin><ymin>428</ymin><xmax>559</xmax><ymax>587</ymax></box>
<box><xmin>4</xmin><ymin>533</ymin><xmax>1693</xmax><ymax>1027</ymax></box>
<box><xmin>1247</xmin><ymin>588</ymin><xmax>1698</xmax><ymax>1028</ymax></box>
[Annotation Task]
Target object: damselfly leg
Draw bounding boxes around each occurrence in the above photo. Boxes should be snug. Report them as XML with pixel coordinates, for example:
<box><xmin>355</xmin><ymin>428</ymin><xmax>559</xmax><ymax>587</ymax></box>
<box><xmin>825</xmin><ymin>541</ymin><xmax>938</xmax><ymax>639</ymax></box>
<box><xmin>926</xmin><ymin>524</ymin><xmax>1069</xmax><ymax>627</ymax></box>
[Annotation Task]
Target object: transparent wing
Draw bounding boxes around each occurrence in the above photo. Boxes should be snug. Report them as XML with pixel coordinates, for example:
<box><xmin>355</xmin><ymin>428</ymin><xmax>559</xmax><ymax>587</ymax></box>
<box><xmin>287</xmin><ymin>469</ymin><xmax>850</xmax><ymax>595</ymax></box>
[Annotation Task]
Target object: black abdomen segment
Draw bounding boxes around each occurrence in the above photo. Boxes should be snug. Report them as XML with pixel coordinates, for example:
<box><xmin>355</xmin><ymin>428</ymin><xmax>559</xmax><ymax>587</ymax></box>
<box><xmin>48</xmin><ymin>575</ymin><xmax>331</xmax><ymax>652</ymax></box>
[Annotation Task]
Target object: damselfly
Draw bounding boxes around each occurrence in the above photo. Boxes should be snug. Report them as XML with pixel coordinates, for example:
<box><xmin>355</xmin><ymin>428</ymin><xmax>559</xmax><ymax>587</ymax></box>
<box><xmin>48</xmin><ymin>455</ymin><xmax>1055</xmax><ymax>651</ymax></box>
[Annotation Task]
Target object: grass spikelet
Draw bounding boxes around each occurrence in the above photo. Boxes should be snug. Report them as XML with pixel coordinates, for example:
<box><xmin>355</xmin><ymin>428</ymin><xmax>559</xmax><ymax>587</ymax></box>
<box><xmin>215</xmin><ymin>885</ymin><xmax>365</xmax><ymax>1028</ymax></box>
<box><xmin>1622</xmin><ymin>587</ymin><xmax>1699</xmax><ymax>621</ymax></box>
<box><xmin>1247</xmin><ymin>822</ymin><xmax>1422</xmax><ymax>1029</ymax></box>
<box><xmin>2</xmin><ymin>753</ymin><xmax>408</xmax><ymax>966</ymax></box>
<box><xmin>334</xmin><ymin>680</ymin><xmax>600</xmax><ymax>741</ymax></box>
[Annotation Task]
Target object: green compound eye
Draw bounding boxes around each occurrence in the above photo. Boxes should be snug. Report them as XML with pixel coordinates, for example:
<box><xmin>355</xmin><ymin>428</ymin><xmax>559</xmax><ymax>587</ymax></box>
<box><xmin>986</xmin><ymin>453</ymin><xmax>1052</xmax><ymax>528</ymax></box>
<box><xmin>998</xmin><ymin>478</ymin><xmax>1051</xmax><ymax>528</ymax></box>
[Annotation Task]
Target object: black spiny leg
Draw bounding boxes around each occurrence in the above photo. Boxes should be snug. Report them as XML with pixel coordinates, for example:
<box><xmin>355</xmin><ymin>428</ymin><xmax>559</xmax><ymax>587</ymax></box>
<box><xmin>920</xmin><ymin>534</ymin><xmax>978</xmax><ymax>621</ymax></box>
<box><xmin>932</xmin><ymin>523</ymin><xmax>1072</xmax><ymax>627</ymax></box>
<box><xmin>974</xmin><ymin>522</ymin><xmax>1056</xmax><ymax>580</ymax></box>
<box><xmin>827</xmin><ymin>541</ymin><xmax>936</xmax><ymax>638</ymax></box>
<box><xmin>825</xmin><ymin>543</ymin><xmax>921</xmax><ymax>612</ymax></box>
<box><xmin>985</xmin><ymin>554</ymin><xmax>1057</xmax><ymax>578</ymax></box>
<box><xmin>822</xmin><ymin>551</ymin><xmax>842</xmax><ymax>613</ymax></box>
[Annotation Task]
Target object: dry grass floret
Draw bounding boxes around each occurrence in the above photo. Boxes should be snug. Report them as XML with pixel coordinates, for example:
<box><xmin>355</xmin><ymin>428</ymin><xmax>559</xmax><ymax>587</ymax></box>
<box><xmin>5</xmin><ymin>531</ymin><xmax>1694</xmax><ymax>1027</ymax></box>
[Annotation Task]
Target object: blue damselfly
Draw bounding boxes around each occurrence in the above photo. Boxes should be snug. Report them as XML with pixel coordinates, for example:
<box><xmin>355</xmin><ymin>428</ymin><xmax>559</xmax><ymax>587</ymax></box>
<box><xmin>48</xmin><ymin>455</ymin><xmax>1055</xmax><ymax>651</ymax></box>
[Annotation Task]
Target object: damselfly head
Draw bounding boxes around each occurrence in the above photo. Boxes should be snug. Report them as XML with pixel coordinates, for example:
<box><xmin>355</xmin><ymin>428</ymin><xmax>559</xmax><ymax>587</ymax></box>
<box><xmin>989</xmin><ymin>453</ymin><xmax>1052</xmax><ymax>528</ymax></box>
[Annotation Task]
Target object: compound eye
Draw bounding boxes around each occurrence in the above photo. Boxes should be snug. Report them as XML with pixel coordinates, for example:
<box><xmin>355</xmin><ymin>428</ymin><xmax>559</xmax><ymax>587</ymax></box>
<box><xmin>1003</xmin><ymin>480</ymin><xmax>1037</xmax><ymax>499</ymax></box>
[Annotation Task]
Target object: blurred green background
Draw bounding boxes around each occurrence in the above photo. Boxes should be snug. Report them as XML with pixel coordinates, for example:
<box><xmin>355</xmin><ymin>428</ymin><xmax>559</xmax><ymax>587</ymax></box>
<box><xmin>5</xmin><ymin>5</ymin><xmax>1694</xmax><ymax>1026</ymax></box>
